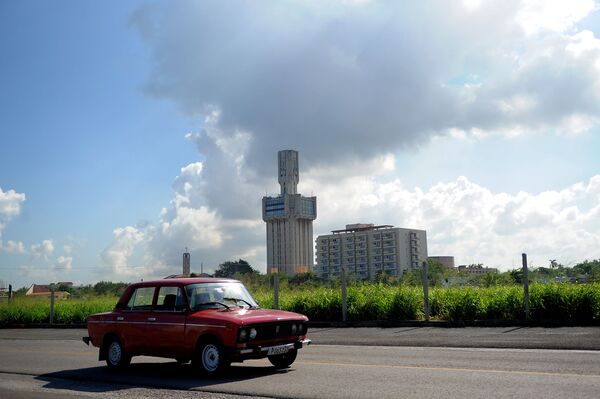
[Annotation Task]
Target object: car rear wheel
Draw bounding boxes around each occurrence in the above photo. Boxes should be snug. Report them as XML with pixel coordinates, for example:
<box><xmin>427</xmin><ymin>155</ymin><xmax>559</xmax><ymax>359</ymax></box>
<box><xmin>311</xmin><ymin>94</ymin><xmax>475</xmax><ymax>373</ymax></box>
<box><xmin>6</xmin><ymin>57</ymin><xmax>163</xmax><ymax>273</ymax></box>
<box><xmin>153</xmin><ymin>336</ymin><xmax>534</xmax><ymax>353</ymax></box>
<box><xmin>105</xmin><ymin>338</ymin><xmax>131</xmax><ymax>368</ymax></box>
<box><xmin>268</xmin><ymin>348</ymin><xmax>297</xmax><ymax>368</ymax></box>
<box><xmin>193</xmin><ymin>341</ymin><xmax>230</xmax><ymax>375</ymax></box>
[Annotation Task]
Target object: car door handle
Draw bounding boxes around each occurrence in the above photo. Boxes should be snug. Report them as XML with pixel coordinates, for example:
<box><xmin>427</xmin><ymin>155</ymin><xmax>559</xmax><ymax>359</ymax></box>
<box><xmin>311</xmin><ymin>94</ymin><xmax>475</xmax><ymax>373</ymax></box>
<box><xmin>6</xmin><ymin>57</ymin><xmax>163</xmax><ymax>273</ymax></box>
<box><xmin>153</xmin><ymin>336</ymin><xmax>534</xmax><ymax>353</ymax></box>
<box><xmin>147</xmin><ymin>317</ymin><xmax>156</xmax><ymax>322</ymax></box>
<box><xmin>116</xmin><ymin>316</ymin><xmax>124</xmax><ymax>321</ymax></box>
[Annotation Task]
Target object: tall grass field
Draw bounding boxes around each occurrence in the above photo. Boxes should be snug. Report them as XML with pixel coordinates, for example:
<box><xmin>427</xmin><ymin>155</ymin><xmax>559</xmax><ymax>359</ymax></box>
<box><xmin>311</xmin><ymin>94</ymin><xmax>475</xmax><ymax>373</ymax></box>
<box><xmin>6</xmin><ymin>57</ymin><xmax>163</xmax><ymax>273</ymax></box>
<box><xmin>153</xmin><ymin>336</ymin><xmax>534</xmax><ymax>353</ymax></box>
<box><xmin>1</xmin><ymin>283</ymin><xmax>598</xmax><ymax>325</ymax></box>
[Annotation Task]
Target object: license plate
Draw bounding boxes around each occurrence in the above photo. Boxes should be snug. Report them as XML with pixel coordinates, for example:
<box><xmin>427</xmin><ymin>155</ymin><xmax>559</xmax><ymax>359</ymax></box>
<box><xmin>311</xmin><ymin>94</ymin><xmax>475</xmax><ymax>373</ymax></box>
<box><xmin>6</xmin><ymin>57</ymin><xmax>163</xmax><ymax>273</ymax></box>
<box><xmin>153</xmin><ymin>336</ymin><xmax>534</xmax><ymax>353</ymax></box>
<box><xmin>267</xmin><ymin>345</ymin><xmax>290</xmax><ymax>355</ymax></box>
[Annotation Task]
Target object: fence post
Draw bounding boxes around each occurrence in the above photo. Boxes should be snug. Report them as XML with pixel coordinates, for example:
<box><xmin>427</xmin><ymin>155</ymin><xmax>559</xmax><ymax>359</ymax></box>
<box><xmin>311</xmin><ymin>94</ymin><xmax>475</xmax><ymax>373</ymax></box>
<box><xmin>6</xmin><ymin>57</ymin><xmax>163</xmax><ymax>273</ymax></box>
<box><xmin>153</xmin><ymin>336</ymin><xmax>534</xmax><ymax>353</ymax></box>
<box><xmin>341</xmin><ymin>267</ymin><xmax>348</xmax><ymax>322</ymax></box>
<box><xmin>49</xmin><ymin>288</ymin><xmax>55</xmax><ymax>325</ymax></box>
<box><xmin>522</xmin><ymin>253</ymin><xmax>529</xmax><ymax>322</ymax></box>
<box><xmin>8</xmin><ymin>284</ymin><xmax>12</xmax><ymax>304</ymax></box>
<box><xmin>273</xmin><ymin>273</ymin><xmax>279</xmax><ymax>310</ymax></box>
<box><xmin>421</xmin><ymin>261</ymin><xmax>430</xmax><ymax>322</ymax></box>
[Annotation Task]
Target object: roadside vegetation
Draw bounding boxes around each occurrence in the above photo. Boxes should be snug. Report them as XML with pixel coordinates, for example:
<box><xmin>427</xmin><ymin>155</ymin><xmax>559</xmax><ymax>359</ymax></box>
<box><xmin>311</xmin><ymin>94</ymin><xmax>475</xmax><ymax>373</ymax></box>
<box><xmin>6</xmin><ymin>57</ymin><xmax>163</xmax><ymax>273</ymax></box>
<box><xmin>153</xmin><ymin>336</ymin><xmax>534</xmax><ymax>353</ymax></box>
<box><xmin>1</xmin><ymin>259</ymin><xmax>599</xmax><ymax>325</ymax></box>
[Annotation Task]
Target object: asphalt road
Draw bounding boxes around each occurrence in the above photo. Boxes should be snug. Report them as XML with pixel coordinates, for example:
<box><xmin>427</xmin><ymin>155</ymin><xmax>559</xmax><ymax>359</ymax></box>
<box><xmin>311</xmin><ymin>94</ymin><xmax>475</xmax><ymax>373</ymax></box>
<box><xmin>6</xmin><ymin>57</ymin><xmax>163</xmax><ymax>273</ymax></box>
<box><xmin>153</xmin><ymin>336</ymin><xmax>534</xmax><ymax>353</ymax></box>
<box><xmin>0</xmin><ymin>328</ymin><xmax>599</xmax><ymax>398</ymax></box>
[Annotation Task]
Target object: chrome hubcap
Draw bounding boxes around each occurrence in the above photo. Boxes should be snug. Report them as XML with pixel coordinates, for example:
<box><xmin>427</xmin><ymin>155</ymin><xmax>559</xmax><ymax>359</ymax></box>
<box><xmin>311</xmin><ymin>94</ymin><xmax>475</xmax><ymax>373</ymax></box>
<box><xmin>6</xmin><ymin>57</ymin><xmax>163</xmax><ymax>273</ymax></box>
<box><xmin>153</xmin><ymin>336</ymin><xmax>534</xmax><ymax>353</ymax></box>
<box><xmin>108</xmin><ymin>341</ymin><xmax>122</xmax><ymax>365</ymax></box>
<box><xmin>202</xmin><ymin>344</ymin><xmax>219</xmax><ymax>372</ymax></box>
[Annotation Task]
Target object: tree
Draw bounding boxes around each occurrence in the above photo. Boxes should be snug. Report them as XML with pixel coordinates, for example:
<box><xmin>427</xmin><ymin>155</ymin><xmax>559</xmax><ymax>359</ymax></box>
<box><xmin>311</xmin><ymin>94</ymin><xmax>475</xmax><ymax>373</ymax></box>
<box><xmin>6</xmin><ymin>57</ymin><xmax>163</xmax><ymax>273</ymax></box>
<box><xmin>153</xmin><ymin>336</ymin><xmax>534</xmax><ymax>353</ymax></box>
<box><xmin>214</xmin><ymin>259</ymin><xmax>258</xmax><ymax>278</ymax></box>
<box><xmin>509</xmin><ymin>269</ymin><xmax>523</xmax><ymax>284</ymax></box>
<box><xmin>571</xmin><ymin>259</ymin><xmax>600</xmax><ymax>282</ymax></box>
<box><xmin>93</xmin><ymin>281</ymin><xmax>129</xmax><ymax>296</ymax></box>
<box><xmin>289</xmin><ymin>272</ymin><xmax>319</xmax><ymax>286</ymax></box>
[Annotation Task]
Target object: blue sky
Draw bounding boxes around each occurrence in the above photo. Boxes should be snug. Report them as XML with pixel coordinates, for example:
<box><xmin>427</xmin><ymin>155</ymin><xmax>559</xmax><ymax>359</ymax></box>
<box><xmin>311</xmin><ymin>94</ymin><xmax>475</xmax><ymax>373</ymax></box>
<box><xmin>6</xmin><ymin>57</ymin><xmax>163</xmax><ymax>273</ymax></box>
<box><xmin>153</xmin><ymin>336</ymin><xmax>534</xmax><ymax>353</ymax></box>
<box><xmin>1</xmin><ymin>1</ymin><xmax>599</xmax><ymax>288</ymax></box>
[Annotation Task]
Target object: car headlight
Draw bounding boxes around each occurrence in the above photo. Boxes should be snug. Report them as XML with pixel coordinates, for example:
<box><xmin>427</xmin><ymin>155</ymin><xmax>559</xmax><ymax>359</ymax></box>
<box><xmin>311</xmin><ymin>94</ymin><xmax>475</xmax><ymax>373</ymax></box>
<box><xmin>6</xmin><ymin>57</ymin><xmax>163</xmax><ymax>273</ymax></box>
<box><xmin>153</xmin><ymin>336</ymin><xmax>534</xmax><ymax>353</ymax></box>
<box><xmin>249</xmin><ymin>328</ymin><xmax>257</xmax><ymax>339</ymax></box>
<box><xmin>291</xmin><ymin>323</ymin><xmax>298</xmax><ymax>335</ymax></box>
<box><xmin>239</xmin><ymin>329</ymin><xmax>248</xmax><ymax>342</ymax></box>
<box><xmin>298</xmin><ymin>323</ymin><xmax>305</xmax><ymax>334</ymax></box>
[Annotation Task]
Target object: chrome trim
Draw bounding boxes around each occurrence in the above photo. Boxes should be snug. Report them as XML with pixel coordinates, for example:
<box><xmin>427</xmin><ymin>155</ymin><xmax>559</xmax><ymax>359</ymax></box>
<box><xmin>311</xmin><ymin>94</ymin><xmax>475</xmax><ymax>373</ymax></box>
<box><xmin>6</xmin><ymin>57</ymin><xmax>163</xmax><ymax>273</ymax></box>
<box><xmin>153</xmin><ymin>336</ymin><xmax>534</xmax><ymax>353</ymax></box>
<box><xmin>86</xmin><ymin>320</ymin><xmax>226</xmax><ymax>328</ymax></box>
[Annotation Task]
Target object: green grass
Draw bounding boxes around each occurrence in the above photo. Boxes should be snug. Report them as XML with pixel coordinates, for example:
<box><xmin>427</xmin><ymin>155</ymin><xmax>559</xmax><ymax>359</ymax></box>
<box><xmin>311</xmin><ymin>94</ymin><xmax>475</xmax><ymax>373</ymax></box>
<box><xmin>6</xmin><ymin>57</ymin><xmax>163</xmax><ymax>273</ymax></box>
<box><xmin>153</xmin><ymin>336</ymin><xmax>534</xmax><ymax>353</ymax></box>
<box><xmin>1</xmin><ymin>283</ymin><xmax>599</xmax><ymax>325</ymax></box>
<box><xmin>0</xmin><ymin>296</ymin><xmax>117</xmax><ymax>324</ymax></box>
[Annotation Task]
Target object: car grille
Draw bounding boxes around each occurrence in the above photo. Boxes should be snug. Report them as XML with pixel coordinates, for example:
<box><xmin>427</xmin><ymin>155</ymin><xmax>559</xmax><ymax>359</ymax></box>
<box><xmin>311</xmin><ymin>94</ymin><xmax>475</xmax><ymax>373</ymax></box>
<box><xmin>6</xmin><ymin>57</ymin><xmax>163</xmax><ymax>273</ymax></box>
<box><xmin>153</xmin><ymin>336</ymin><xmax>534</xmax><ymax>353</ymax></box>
<box><xmin>253</xmin><ymin>321</ymin><xmax>306</xmax><ymax>340</ymax></box>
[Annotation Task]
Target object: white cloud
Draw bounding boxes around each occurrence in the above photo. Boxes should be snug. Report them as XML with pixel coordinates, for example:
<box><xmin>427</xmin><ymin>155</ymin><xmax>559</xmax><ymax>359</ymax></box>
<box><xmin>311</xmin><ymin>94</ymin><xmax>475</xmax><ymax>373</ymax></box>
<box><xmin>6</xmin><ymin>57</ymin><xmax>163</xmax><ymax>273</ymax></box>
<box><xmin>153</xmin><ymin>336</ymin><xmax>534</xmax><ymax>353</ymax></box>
<box><xmin>30</xmin><ymin>240</ymin><xmax>54</xmax><ymax>259</ymax></box>
<box><xmin>0</xmin><ymin>186</ymin><xmax>26</xmax><ymax>239</ymax></box>
<box><xmin>54</xmin><ymin>256</ymin><xmax>73</xmax><ymax>271</ymax></box>
<box><xmin>101</xmin><ymin>226</ymin><xmax>146</xmax><ymax>276</ymax></box>
<box><xmin>1</xmin><ymin>240</ymin><xmax>26</xmax><ymax>254</ymax></box>
<box><xmin>0</xmin><ymin>187</ymin><xmax>25</xmax><ymax>218</ymax></box>
<box><xmin>304</xmin><ymin>164</ymin><xmax>600</xmax><ymax>269</ymax></box>
<box><xmin>515</xmin><ymin>0</ymin><xmax>595</xmax><ymax>35</ymax></box>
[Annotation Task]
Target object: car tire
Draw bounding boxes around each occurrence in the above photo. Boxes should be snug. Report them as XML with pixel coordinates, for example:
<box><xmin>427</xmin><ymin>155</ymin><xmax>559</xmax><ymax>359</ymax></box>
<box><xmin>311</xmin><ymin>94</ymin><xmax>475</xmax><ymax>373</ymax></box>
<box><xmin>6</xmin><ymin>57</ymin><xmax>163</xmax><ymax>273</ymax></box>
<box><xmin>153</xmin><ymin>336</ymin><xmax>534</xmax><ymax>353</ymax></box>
<box><xmin>268</xmin><ymin>348</ymin><xmax>297</xmax><ymax>368</ymax></box>
<box><xmin>105</xmin><ymin>337</ymin><xmax>131</xmax><ymax>368</ymax></box>
<box><xmin>193</xmin><ymin>341</ymin><xmax>230</xmax><ymax>375</ymax></box>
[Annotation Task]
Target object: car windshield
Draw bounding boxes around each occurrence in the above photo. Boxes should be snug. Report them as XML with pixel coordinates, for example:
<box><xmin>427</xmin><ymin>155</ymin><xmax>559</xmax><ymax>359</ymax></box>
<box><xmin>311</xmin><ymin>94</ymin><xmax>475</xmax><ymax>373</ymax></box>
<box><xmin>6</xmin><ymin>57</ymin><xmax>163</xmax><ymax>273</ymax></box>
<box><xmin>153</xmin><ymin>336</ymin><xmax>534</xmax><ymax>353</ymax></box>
<box><xmin>185</xmin><ymin>282</ymin><xmax>259</xmax><ymax>311</ymax></box>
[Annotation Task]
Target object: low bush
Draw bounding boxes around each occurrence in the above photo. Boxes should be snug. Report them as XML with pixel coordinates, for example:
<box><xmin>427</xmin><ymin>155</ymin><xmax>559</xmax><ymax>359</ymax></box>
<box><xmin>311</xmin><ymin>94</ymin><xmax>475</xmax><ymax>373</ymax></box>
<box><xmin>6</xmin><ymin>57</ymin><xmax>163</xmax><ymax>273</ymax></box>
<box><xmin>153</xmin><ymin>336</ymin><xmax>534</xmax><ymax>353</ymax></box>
<box><xmin>2</xmin><ymin>283</ymin><xmax>598</xmax><ymax>325</ymax></box>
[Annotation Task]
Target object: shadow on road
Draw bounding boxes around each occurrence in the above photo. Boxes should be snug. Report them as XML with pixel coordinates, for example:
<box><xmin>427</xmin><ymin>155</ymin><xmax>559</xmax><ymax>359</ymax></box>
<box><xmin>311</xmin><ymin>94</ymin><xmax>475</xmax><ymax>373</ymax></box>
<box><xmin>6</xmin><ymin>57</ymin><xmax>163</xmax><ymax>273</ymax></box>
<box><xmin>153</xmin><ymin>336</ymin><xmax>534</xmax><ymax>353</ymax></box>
<box><xmin>36</xmin><ymin>361</ymin><xmax>292</xmax><ymax>393</ymax></box>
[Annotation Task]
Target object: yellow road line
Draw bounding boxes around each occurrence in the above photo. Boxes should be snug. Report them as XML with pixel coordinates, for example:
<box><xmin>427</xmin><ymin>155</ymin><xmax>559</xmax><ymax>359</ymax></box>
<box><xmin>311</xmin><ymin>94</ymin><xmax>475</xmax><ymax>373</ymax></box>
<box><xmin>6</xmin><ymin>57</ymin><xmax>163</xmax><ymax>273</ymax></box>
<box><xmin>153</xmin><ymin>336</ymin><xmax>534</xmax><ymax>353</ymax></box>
<box><xmin>297</xmin><ymin>360</ymin><xmax>600</xmax><ymax>379</ymax></box>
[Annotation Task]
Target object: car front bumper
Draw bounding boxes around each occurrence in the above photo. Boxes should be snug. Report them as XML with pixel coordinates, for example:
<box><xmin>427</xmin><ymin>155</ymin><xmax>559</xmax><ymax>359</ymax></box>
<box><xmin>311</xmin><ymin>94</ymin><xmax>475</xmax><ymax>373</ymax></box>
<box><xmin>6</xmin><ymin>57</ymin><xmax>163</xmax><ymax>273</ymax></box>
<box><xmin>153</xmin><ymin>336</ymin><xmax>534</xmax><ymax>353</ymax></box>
<box><xmin>234</xmin><ymin>338</ymin><xmax>311</xmax><ymax>358</ymax></box>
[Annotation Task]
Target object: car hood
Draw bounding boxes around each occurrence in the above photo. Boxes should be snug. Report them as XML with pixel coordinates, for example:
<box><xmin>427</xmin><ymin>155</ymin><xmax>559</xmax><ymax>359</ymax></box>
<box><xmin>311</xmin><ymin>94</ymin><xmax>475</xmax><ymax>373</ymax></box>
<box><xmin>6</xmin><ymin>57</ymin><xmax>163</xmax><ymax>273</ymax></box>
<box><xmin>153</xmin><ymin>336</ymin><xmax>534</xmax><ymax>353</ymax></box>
<box><xmin>189</xmin><ymin>308</ymin><xmax>308</xmax><ymax>326</ymax></box>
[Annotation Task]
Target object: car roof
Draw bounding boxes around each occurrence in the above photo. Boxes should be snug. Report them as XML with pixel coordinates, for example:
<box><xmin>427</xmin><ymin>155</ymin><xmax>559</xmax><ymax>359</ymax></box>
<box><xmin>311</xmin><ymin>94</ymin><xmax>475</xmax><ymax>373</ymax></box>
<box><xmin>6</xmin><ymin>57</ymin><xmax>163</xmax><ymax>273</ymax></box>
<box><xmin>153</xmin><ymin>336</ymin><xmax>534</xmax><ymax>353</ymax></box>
<box><xmin>128</xmin><ymin>277</ymin><xmax>241</xmax><ymax>288</ymax></box>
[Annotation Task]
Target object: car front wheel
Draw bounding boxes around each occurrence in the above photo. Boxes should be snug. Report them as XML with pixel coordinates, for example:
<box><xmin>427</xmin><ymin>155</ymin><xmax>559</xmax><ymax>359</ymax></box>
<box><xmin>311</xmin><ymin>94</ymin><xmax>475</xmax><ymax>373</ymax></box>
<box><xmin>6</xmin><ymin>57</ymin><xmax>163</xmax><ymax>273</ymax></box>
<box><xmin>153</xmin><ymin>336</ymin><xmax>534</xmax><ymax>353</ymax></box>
<box><xmin>105</xmin><ymin>338</ymin><xmax>131</xmax><ymax>368</ymax></box>
<box><xmin>268</xmin><ymin>348</ymin><xmax>297</xmax><ymax>368</ymax></box>
<box><xmin>194</xmin><ymin>341</ymin><xmax>230</xmax><ymax>375</ymax></box>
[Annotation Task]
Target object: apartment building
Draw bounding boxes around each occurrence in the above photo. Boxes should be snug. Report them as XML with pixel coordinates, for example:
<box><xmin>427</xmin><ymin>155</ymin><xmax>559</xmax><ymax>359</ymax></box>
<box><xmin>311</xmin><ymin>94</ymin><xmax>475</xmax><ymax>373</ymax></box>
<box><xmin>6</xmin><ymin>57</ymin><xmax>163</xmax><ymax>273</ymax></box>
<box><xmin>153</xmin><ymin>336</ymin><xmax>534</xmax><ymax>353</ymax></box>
<box><xmin>313</xmin><ymin>223</ymin><xmax>428</xmax><ymax>280</ymax></box>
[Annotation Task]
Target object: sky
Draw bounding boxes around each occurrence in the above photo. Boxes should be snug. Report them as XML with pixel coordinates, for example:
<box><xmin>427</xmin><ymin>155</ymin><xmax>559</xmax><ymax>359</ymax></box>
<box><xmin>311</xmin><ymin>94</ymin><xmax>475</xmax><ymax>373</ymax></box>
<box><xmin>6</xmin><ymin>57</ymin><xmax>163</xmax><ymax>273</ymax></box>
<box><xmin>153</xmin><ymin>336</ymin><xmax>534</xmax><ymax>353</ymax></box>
<box><xmin>1</xmin><ymin>0</ymin><xmax>599</xmax><ymax>288</ymax></box>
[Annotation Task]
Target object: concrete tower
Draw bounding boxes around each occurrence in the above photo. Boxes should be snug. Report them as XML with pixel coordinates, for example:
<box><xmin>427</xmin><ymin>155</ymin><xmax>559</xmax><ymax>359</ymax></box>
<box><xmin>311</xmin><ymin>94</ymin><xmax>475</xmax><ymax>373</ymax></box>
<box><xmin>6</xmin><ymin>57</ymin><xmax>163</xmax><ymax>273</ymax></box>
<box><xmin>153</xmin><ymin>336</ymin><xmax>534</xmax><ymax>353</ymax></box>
<box><xmin>263</xmin><ymin>150</ymin><xmax>317</xmax><ymax>275</ymax></box>
<box><xmin>183</xmin><ymin>250</ymin><xmax>190</xmax><ymax>275</ymax></box>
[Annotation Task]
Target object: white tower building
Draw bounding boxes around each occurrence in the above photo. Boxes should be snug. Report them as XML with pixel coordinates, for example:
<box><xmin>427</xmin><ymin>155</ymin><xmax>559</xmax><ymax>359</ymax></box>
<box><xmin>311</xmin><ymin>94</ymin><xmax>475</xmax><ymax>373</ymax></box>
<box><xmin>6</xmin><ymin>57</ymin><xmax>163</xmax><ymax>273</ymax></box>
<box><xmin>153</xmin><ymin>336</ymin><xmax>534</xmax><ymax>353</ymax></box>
<box><xmin>262</xmin><ymin>150</ymin><xmax>317</xmax><ymax>275</ymax></box>
<box><xmin>183</xmin><ymin>250</ymin><xmax>190</xmax><ymax>275</ymax></box>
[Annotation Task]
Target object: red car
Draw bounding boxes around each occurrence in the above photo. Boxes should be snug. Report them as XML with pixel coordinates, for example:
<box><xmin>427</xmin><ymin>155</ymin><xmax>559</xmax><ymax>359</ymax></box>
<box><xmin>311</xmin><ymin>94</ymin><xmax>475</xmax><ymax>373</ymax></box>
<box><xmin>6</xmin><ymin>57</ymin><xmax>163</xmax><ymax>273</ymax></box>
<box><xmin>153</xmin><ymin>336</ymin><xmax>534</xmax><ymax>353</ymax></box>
<box><xmin>83</xmin><ymin>278</ymin><xmax>310</xmax><ymax>374</ymax></box>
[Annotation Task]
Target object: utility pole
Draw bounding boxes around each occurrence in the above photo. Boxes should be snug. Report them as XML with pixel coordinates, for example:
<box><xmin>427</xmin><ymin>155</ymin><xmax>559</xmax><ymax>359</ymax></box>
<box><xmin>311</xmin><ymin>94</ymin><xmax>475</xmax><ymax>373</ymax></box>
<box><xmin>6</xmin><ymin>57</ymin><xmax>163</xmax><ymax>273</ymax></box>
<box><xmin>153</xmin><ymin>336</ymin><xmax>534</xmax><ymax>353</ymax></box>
<box><xmin>273</xmin><ymin>268</ymin><xmax>279</xmax><ymax>310</ymax></box>
<box><xmin>522</xmin><ymin>253</ymin><xmax>530</xmax><ymax>321</ymax></box>
<box><xmin>341</xmin><ymin>267</ymin><xmax>348</xmax><ymax>322</ymax></box>
<box><xmin>421</xmin><ymin>261</ymin><xmax>430</xmax><ymax>322</ymax></box>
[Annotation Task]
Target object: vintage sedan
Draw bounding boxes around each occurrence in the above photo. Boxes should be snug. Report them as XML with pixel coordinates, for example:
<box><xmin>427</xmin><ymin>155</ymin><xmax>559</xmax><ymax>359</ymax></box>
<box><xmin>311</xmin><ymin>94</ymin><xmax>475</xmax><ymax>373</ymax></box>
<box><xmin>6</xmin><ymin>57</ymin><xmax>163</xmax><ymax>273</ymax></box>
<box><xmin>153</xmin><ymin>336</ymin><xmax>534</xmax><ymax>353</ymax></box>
<box><xmin>83</xmin><ymin>278</ymin><xmax>310</xmax><ymax>374</ymax></box>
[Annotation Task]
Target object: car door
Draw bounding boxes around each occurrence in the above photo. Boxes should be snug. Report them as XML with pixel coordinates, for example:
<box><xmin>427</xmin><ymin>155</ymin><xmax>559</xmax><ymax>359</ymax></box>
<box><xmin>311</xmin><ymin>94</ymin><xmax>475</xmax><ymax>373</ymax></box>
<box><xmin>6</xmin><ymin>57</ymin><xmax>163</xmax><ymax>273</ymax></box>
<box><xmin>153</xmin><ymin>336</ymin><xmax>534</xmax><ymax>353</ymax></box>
<box><xmin>120</xmin><ymin>285</ymin><xmax>157</xmax><ymax>355</ymax></box>
<box><xmin>145</xmin><ymin>285</ymin><xmax>187</xmax><ymax>358</ymax></box>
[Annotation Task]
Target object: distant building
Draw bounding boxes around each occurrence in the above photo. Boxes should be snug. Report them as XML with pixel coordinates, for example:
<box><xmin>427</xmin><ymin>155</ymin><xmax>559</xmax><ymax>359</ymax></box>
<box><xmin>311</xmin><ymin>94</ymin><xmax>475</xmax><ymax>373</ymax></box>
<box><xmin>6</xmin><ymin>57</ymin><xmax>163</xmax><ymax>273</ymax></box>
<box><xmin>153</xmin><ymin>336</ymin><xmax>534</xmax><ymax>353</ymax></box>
<box><xmin>314</xmin><ymin>223</ymin><xmax>428</xmax><ymax>280</ymax></box>
<box><xmin>262</xmin><ymin>150</ymin><xmax>317</xmax><ymax>275</ymax></box>
<box><xmin>183</xmin><ymin>250</ymin><xmax>191</xmax><ymax>275</ymax></box>
<box><xmin>429</xmin><ymin>256</ymin><xmax>455</xmax><ymax>269</ymax></box>
<box><xmin>25</xmin><ymin>284</ymin><xmax>70</xmax><ymax>299</ymax></box>
<box><xmin>457</xmin><ymin>265</ymin><xmax>498</xmax><ymax>275</ymax></box>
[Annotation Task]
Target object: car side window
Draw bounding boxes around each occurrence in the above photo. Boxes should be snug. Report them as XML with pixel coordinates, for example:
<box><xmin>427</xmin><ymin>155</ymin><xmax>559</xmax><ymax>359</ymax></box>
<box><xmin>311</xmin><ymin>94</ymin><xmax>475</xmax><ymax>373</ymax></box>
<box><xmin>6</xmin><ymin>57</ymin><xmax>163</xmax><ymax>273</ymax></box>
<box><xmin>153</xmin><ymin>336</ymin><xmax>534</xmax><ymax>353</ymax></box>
<box><xmin>155</xmin><ymin>286</ymin><xmax>185</xmax><ymax>312</ymax></box>
<box><xmin>125</xmin><ymin>287</ymin><xmax>155</xmax><ymax>311</ymax></box>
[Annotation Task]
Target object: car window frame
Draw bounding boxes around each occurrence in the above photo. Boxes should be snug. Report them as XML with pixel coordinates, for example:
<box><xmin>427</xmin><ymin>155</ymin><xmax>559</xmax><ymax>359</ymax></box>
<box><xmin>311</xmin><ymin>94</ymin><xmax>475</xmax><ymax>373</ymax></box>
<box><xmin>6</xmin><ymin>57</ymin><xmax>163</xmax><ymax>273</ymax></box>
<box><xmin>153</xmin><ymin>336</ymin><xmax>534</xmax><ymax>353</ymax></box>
<box><xmin>123</xmin><ymin>286</ymin><xmax>157</xmax><ymax>312</ymax></box>
<box><xmin>154</xmin><ymin>285</ymin><xmax>188</xmax><ymax>313</ymax></box>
